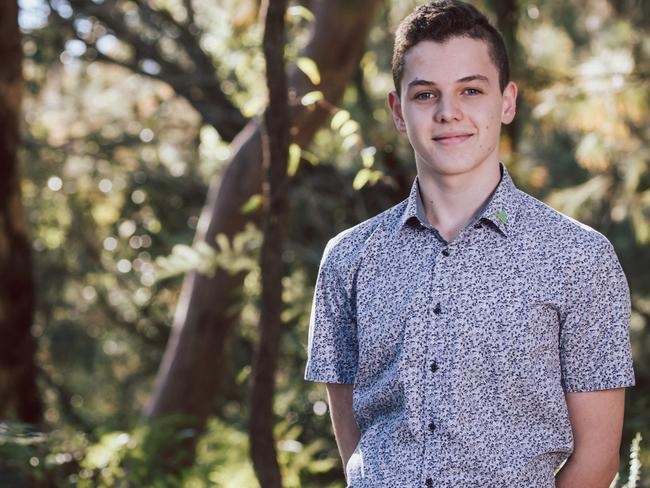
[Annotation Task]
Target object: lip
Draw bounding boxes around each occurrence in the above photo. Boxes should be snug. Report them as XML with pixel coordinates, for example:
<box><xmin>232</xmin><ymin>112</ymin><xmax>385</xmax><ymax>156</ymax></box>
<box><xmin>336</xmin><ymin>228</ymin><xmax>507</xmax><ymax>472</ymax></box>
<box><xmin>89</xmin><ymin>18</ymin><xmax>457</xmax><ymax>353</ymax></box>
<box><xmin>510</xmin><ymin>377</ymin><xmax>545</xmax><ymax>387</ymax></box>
<box><xmin>432</xmin><ymin>132</ymin><xmax>473</xmax><ymax>145</ymax></box>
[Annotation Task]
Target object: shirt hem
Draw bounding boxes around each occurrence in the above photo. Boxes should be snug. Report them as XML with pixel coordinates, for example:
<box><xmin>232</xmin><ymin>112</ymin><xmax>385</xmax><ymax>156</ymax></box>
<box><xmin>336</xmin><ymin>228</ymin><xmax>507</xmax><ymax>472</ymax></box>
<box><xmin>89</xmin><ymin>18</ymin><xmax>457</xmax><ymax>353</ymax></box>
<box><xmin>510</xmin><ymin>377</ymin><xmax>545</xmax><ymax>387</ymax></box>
<box><xmin>304</xmin><ymin>372</ymin><xmax>355</xmax><ymax>384</ymax></box>
<box><xmin>562</xmin><ymin>378</ymin><xmax>635</xmax><ymax>393</ymax></box>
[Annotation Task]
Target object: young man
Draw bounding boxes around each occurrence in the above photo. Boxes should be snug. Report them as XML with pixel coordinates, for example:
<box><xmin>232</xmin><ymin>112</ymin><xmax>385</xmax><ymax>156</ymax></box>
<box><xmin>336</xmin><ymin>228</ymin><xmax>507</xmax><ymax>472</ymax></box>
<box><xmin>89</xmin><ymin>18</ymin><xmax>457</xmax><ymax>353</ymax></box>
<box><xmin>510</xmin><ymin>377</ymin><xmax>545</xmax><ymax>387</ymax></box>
<box><xmin>305</xmin><ymin>1</ymin><xmax>635</xmax><ymax>487</ymax></box>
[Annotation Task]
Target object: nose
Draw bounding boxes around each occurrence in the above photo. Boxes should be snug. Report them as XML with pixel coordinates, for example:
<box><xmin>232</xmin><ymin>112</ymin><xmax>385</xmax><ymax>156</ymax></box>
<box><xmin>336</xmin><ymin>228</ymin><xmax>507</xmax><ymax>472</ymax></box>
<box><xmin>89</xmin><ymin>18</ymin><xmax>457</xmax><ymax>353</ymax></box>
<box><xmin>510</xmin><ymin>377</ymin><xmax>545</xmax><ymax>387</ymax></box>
<box><xmin>434</xmin><ymin>94</ymin><xmax>462</xmax><ymax>123</ymax></box>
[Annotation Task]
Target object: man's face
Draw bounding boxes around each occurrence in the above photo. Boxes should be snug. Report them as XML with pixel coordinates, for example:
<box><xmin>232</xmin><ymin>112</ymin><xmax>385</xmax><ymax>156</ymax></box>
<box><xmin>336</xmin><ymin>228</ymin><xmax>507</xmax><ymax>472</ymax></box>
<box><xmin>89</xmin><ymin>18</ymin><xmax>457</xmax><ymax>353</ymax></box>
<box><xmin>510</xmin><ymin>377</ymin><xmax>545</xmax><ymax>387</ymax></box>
<box><xmin>388</xmin><ymin>36</ymin><xmax>517</xmax><ymax>179</ymax></box>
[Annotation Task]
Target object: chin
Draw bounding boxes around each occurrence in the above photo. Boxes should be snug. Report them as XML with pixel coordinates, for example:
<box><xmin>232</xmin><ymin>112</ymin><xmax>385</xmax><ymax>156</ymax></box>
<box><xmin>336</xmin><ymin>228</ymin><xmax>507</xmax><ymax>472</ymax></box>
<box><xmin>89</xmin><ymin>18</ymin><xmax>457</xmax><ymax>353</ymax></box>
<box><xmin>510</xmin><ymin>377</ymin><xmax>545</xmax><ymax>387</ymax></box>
<box><xmin>429</xmin><ymin>160</ymin><xmax>482</xmax><ymax>176</ymax></box>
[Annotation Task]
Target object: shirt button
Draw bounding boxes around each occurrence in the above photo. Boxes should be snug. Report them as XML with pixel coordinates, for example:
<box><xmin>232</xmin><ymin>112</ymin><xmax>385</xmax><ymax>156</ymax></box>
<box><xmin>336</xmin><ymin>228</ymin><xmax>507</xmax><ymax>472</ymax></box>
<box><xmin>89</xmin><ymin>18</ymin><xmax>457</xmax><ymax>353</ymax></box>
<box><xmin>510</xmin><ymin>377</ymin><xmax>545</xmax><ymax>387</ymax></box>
<box><xmin>433</xmin><ymin>303</ymin><xmax>442</xmax><ymax>315</ymax></box>
<box><xmin>428</xmin><ymin>421</ymin><xmax>436</xmax><ymax>432</ymax></box>
<box><xmin>430</xmin><ymin>361</ymin><xmax>438</xmax><ymax>373</ymax></box>
<box><xmin>441</xmin><ymin>248</ymin><xmax>450</xmax><ymax>257</ymax></box>
<box><xmin>425</xmin><ymin>478</ymin><xmax>433</xmax><ymax>487</ymax></box>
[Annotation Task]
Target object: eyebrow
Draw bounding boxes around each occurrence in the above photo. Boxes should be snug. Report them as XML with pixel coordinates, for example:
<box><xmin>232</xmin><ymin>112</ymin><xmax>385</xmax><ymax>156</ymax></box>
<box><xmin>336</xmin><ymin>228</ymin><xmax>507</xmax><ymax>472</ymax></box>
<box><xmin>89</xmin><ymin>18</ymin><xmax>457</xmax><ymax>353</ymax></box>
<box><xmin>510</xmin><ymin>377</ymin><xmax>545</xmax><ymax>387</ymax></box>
<box><xmin>406</xmin><ymin>74</ymin><xmax>490</xmax><ymax>89</ymax></box>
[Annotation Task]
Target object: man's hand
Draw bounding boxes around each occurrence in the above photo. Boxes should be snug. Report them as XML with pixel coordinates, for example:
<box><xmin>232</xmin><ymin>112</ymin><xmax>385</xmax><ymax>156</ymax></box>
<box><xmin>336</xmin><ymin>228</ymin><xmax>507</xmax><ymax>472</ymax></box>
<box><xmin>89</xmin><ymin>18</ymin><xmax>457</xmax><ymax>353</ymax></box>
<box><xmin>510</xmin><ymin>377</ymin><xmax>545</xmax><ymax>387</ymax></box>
<box><xmin>555</xmin><ymin>388</ymin><xmax>626</xmax><ymax>488</ymax></box>
<box><xmin>326</xmin><ymin>383</ymin><xmax>361</xmax><ymax>474</ymax></box>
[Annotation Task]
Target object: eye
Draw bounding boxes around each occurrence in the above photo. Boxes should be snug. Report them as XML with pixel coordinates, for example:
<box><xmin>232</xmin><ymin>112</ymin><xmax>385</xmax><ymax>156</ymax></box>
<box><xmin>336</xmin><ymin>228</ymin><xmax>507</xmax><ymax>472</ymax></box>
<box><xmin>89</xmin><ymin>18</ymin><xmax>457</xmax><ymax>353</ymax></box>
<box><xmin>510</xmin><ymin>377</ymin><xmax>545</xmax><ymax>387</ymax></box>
<box><xmin>463</xmin><ymin>87</ymin><xmax>482</xmax><ymax>95</ymax></box>
<box><xmin>413</xmin><ymin>91</ymin><xmax>436</xmax><ymax>101</ymax></box>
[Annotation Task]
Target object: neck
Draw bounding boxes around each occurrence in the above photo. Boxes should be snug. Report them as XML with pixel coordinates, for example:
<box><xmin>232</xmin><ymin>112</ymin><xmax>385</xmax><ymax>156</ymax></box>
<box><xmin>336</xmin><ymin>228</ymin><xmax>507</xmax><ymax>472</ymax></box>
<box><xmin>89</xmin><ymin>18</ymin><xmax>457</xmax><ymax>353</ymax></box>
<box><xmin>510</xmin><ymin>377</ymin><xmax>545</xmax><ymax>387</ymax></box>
<box><xmin>416</xmin><ymin>161</ymin><xmax>501</xmax><ymax>242</ymax></box>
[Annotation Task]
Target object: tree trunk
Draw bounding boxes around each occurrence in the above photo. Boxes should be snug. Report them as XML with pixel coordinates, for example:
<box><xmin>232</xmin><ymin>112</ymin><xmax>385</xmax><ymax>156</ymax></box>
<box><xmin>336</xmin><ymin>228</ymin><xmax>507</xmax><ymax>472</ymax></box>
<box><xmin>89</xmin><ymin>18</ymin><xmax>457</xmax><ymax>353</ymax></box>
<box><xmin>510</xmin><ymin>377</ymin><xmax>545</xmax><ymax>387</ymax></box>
<box><xmin>0</xmin><ymin>0</ymin><xmax>41</xmax><ymax>423</ymax></box>
<box><xmin>489</xmin><ymin>0</ymin><xmax>521</xmax><ymax>152</ymax></box>
<box><xmin>249</xmin><ymin>0</ymin><xmax>290</xmax><ymax>486</ymax></box>
<box><xmin>144</xmin><ymin>0</ymin><xmax>380</xmax><ymax>430</ymax></box>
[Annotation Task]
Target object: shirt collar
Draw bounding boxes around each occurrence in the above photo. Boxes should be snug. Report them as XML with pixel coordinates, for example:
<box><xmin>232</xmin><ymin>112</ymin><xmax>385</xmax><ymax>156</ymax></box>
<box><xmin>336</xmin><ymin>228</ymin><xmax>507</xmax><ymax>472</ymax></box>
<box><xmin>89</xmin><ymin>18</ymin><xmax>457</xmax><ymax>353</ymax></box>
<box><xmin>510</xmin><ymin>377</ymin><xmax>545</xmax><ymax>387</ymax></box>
<box><xmin>399</xmin><ymin>162</ymin><xmax>520</xmax><ymax>237</ymax></box>
<box><xmin>479</xmin><ymin>162</ymin><xmax>520</xmax><ymax>236</ymax></box>
<box><xmin>399</xmin><ymin>176</ymin><xmax>424</xmax><ymax>228</ymax></box>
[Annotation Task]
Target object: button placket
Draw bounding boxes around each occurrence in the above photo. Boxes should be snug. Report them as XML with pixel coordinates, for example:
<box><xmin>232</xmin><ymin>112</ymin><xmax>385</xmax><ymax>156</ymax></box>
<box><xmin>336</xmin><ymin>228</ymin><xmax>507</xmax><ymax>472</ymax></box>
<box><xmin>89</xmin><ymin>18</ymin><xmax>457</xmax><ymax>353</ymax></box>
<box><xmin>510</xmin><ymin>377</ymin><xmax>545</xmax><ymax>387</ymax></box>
<box><xmin>424</xmin><ymin>245</ymin><xmax>449</xmax><ymax>480</ymax></box>
<box><xmin>422</xmin><ymin>240</ymin><xmax>454</xmax><ymax>480</ymax></box>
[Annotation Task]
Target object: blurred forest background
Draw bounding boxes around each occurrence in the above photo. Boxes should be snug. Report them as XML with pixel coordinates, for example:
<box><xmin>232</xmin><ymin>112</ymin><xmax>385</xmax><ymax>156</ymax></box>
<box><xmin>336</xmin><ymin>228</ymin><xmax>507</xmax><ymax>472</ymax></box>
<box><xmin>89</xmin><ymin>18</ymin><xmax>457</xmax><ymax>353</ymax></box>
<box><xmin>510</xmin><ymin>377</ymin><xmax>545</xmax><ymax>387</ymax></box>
<box><xmin>0</xmin><ymin>0</ymin><xmax>649</xmax><ymax>486</ymax></box>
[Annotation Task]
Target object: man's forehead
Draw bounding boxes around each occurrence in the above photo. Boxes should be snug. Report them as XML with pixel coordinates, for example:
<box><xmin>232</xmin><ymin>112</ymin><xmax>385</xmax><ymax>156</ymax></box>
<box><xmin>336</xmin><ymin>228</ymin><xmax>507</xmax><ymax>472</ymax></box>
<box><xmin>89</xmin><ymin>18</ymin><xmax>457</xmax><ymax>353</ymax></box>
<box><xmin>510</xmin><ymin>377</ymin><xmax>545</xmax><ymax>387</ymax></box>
<box><xmin>406</xmin><ymin>74</ymin><xmax>491</xmax><ymax>88</ymax></box>
<box><xmin>405</xmin><ymin>36</ymin><xmax>492</xmax><ymax>56</ymax></box>
<box><xmin>402</xmin><ymin>38</ymin><xmax>498</xmax><ymax>86</ymax></box>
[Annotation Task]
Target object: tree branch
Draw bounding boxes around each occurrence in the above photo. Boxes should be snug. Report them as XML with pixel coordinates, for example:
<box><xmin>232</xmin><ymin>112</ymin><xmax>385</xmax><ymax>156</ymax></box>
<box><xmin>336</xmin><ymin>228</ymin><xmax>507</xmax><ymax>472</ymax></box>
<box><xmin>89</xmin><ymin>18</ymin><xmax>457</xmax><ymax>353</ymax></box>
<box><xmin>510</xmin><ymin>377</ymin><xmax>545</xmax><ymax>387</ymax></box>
<box><xmin>66</xmin><ymin>0</ymin><xmax>182</xmax><ymax>73</ymax></box>
<box><xmin>182</xmin><ymin>0</ymin><xmax>196</xmax><ymax>27</ymax></box>
<box><xmin>128</xmin><ymin>1</ymin><xmax>249</xmax><ymax>139</ymax></box>
<box><xmin>143</xmin><ymin>0</ymin><xmax>382</xmax><ymax>445</ymax></box>
<box><xmin>48</xmin><ymin>0</ymin><xmax>248</xmax><ymax>141</ymax></box>
<box><xmin>131</xmin><ymin>0</ymin><xmax>212</xmax><ymax>74</ymax></box>
<box><xmin>249</xmin><ymin>0</ymin><xmax>290</xmax><ymax>485</ymax></box>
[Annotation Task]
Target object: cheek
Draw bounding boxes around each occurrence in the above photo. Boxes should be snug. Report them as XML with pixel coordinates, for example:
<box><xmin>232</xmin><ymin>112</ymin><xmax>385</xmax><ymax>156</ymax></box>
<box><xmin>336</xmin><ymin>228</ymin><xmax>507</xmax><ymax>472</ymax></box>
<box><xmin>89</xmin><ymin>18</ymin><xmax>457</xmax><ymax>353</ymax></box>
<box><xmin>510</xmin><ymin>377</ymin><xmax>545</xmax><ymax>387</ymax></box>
<box><xmin>484</xmin><ymin>109</ymin><xmax>502</xmax><ymax>133</ymax></box>
<box><xmin>404</xmin><ymin>110</ymin><xmax>429</xmax><ymax>133</ymax></box>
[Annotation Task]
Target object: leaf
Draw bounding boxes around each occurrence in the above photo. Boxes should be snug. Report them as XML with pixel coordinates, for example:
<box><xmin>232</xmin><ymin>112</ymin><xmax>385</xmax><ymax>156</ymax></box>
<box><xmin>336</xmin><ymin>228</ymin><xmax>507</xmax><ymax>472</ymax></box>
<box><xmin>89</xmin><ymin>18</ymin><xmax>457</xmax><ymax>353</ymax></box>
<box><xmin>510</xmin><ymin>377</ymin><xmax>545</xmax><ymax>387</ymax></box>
<box><xmin>631</xmin><ymin>206</ymin><xmax>650</xmax><ymax>244</ymax></box>
<box><xmin>286</xmin><ymin>5</ymin><xmax>315</xmax><ymax>22</ymax></box>
<box><xmin>342</xmin><ymin>133</ymin><xmax>360</xmax><ymax>151</ymax></box>
<box><xmin>215</xmin><ymin>234</ymin><xmax>231</xmax><ymax>253</ymax></box>
<box><xmin>287</xmin><ymin>143</ymin><xmax>301</xmax><ymax>176</ymax></box>
<box><xmin>331</xmin><ymin>110</ymin><xmax>350</xmax><ymax>130</ymax></box>
<box><xmin>236</xmin><ymin>365</ymin><xmax>251</xmax><ymax>385</ymax></box>
<box><xmin>300</xmin><ymin>149</ymin><xmax>319</xmax><ymax>166</ymax></box>
<box><xmin>622</xmin><ymin>432</ymin><xmax>642</xmax><ymax>488</ymax></box>
<box><xmin>240</xmin><ymin>194</ymin><xmax>263</xmax><ymax>214</ymax></box>
<box><xmin>241</xmin><ymin>96</ymin><xmax>265</xmax><ymax>117</ymax></box>
<box><xmin>300</xmin><ymin>91</ymin><xmax>323</xmax><ymax>106</ymax></box>
<box><xmin>339</xmin><ymin>120</ymin><xmax>359</xmax><ymax>137</ymax></box>
<box><xmin>296</xmin><ymin>57</ymin><xmax>321</xmax><ymax>85</ymax></box>
<box><xmin>195</xmin><ymin>241</ymin><xmax>216</xmax><ymax>260</ymax></box>
<box><xmin>547</xmin><ymin>175</ymin><xmax>607</xmax><ymax>218</ymax></box>
<box><xmin>353</xmin><ymin>168</ymin><xmax>371</xmax><ymax>190</ymax></box>
<box><xmin>576</xmin><ymin>132</ymin><xmax>608</xmax><ymax>172</ymax></box>
<box><xmin>172</xmin><ymin>244</ymin><xmax>199</xmax><ymax>263</ymax></box>
<box><xmin>360</xmin><ymin>146</ymin><xmax>376</xmax><ymax>168</ymax></box>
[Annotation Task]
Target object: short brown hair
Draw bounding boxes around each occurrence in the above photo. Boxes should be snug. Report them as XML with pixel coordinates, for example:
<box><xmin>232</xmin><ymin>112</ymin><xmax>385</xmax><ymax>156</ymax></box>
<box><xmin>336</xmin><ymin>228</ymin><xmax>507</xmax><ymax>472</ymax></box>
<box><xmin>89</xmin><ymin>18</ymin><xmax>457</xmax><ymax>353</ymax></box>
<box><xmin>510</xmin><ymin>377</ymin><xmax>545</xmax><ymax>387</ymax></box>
<box><xmin>392</xmin><ymin>0</ymin><xmax>510</xmax><ymax>94</ymax></box>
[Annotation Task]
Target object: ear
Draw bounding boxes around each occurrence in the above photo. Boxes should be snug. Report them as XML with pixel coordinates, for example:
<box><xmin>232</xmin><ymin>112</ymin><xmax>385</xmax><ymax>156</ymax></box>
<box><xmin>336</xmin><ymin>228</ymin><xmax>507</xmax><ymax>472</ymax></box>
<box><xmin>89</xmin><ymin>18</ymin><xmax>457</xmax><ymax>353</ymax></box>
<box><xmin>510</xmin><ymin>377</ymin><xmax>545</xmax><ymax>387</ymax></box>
<box><xmin>387</xmin><ymin>90</ymin><xmax>407</xmax><ymax>133</ymax></box>
<box><xmin>501</xmin><ymin>81</ymin><xmax>518</xmax><ymax>125</ymax></box>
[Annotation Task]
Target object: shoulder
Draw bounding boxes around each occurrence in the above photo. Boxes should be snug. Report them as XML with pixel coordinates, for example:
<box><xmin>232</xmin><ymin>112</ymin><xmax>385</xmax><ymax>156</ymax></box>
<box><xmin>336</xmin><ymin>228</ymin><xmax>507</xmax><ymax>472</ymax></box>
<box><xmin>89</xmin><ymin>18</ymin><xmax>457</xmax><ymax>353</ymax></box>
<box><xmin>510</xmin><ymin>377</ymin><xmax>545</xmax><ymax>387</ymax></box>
<box><xmin>516</xmin><ymin>190</ymin><xmax>616</xmax><ymax>258</ymax></box>
<box><xmin>320</xmin><ymin>199</ymin><xmax>408</xmax><ymax>273</ymax></box>
<box><xmin>515</xmin><ymin>190</ymin><xmax>628</xmax><ymax>304</ymax></box>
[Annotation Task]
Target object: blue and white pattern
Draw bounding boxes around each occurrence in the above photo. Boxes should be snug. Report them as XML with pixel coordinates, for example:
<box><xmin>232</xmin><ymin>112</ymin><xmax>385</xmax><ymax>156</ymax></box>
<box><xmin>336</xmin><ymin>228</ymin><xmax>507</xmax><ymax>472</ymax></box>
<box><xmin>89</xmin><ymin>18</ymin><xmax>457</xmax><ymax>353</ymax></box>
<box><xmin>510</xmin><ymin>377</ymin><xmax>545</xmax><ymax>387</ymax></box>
<box><xmin>305</xmin><ymin>163</ymin><xmax>635</xmax><ymax>487</ymax></box>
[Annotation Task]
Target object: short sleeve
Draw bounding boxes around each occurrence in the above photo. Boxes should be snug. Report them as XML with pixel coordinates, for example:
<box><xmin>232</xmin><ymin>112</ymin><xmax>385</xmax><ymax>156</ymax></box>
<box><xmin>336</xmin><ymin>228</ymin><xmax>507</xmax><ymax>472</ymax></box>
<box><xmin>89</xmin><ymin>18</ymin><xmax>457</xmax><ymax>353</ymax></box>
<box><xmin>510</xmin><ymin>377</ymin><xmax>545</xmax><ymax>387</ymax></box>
<box><xmin>560</xmin><ymin>239</ymin><xmax>635</xmax><ymax>393</ymax></box>
<box><xmin>304</xmin><ymin>239</ymin><xmax>358</xmax><ymax>384</ymax></box>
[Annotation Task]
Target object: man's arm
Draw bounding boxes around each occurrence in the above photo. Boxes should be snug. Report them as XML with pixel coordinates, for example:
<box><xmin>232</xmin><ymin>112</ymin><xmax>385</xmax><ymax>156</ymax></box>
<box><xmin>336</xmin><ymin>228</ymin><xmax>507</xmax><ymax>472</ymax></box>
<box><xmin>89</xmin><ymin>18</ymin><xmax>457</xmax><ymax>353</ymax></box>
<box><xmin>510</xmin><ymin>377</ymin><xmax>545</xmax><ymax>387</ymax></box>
<box><xmin>326</xmin><ymin>383</ymin><xmax>361</xmax><ymax>474</ymax></box>
<box><xmin>555</xmin><ymin>388</ymin><xmax>626</xmax><ymax>488</ymax></box>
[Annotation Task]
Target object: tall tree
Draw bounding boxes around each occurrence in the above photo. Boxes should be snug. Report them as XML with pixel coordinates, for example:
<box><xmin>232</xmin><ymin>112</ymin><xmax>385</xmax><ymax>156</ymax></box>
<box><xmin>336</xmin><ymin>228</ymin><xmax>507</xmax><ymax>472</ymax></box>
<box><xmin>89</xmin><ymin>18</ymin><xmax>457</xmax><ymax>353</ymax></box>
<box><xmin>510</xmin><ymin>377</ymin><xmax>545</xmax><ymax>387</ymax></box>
<box><xmin>0</xmin><ymin>0</ymin><xmax>41</xmax><ymax>423</ymax></box>
<box><xmin>144</xmin><ymin>0</ymin><xmax>381</xmax><ymax>429</ymax></box>
<box><xmin>250</xmin><ymin>1</ymin><xmax>290</xmax><ymax>486</ymax></box>
<box><xmin>49</xmin><ymin>0</ymin><xmax>381</xmax><ymax>463</ymax></box>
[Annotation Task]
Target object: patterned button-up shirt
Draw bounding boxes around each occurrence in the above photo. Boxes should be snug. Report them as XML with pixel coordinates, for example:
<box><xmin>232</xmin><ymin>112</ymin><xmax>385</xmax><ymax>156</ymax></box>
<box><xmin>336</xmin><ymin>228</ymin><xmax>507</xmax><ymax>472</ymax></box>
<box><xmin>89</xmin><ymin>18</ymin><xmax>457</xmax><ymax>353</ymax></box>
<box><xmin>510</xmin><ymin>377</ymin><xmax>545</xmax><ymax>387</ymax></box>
<box><xmin>305</xmin><ymin>163</ymin><xmax>635</xmax><ymax>487</ymax></box>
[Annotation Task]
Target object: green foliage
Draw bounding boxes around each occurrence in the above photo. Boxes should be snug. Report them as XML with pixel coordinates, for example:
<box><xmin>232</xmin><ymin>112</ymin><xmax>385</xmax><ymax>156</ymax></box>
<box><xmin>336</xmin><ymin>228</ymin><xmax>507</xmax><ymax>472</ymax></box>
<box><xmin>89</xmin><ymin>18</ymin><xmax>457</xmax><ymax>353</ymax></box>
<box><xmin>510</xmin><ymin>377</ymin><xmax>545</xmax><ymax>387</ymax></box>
<box><xmin>13</xmin><ymin>0</ymin><xmax>650</xmax><ymax>486</ymax></box>
<box><xmin>1</xmin><ymin>420</ymin><xmax>644</xmax><ymax>486</ymax></box>
<box><xmin>295</xmin><ymin>57</ymin><xmax>321</xmax><ymax>86</ymax></box>
<box><xmin>155</xmin><ymin>223</ymin><xmax>262</xmax><ymax>280</ymax></box>
<box><xmin>0</xmin><ymin>416</ymin><xmax>342</xmax><ymax>487</ymax></box>
<box><xmin>0</xmin><ymin>422</ymin><xmax>88</xmax><ymax>485</ymax></box>
<box><xmin>611</xmin><ymin>433</ymin><xmax>644</xmax><ymax>488</ymax></box>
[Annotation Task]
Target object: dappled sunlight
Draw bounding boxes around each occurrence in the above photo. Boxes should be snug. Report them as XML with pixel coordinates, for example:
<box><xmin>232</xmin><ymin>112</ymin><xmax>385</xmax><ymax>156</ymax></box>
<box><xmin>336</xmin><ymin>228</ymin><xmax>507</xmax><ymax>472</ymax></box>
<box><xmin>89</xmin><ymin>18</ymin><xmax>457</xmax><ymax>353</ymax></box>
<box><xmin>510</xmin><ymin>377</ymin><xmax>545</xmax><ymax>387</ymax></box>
<box><xmin>0</xmin><ymin>0</ymin><xmax>647</xmax><ymax>485</ymax></box>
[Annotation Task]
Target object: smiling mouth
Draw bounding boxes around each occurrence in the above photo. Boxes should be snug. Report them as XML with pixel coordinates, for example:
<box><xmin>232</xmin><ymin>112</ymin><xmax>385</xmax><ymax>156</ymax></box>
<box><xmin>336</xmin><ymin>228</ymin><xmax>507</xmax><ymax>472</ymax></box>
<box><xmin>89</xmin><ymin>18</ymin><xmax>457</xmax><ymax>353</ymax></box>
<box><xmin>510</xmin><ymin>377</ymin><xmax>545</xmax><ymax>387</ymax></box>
<box><xmin>432</xmin><ymin>134</ymin><xmax>473</xmax><ymax>145</ymax></box>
